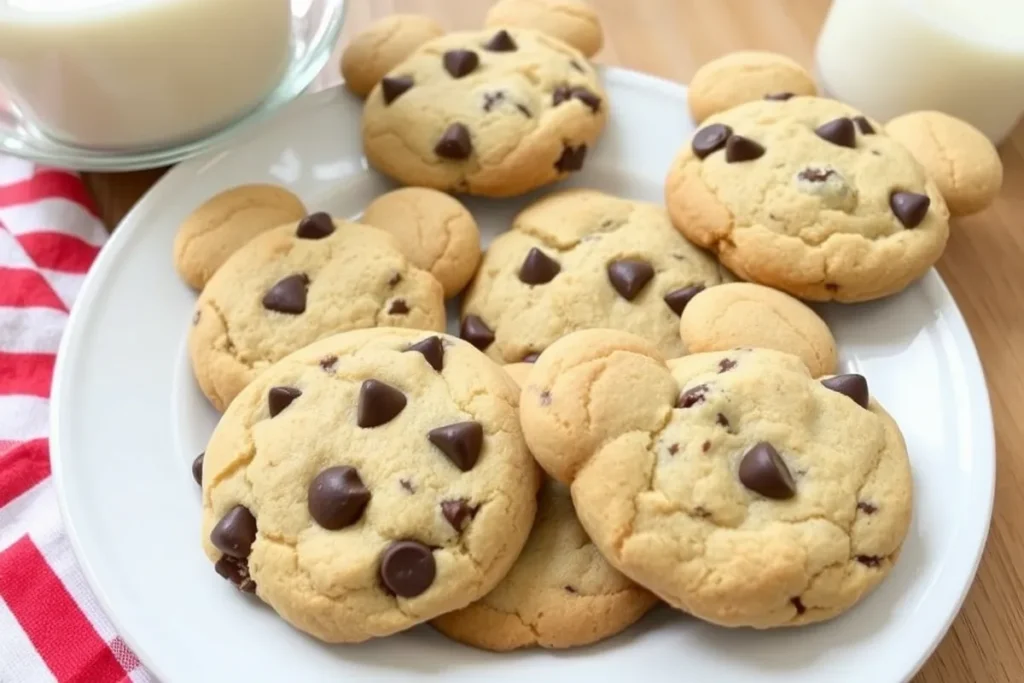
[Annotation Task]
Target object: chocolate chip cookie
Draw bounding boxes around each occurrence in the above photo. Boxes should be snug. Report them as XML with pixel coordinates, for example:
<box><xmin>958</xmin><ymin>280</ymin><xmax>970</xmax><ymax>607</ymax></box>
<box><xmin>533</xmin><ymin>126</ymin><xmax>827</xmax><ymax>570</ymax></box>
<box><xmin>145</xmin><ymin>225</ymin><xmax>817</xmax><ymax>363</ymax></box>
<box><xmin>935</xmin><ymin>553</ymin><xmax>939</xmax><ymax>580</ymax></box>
<box><xmin>189</xmin><ymin>214</ymin><xmax>445</xmax><ymax>411</ymax></box>
<box><xmin>460</xmin><ymin>189</ymin><xmax>731</xmax><ymax>363</ymax></box>
<box><xmin>201</xmin><ymin>328</ymin><xmax>539</xmax><ymax>643</ymax></box>
<box><xmin>687</xmin><ymin>51</ymin><xmax>817</xmax><ymax>123</ymax></box>
<box><xmin>361</xmin><ymin>29</ymin><xmax>607</xmax><ymax>197</ymax></box>
<box><xmin>519</xmin><ymin>329</ymin><xmax>912</xmax><ymax>628</ymax></box>
<box><xmin>665</xmin><ymin>96</ymin><xmax>950</xmax><ymax>302</ymax></box>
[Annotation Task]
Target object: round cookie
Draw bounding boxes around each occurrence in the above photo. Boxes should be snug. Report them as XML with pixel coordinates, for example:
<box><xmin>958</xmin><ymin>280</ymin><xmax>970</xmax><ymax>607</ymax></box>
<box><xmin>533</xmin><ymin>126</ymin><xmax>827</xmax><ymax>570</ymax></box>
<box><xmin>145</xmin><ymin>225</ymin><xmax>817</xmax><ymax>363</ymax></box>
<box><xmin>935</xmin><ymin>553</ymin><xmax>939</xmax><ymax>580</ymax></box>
<box><xmin>362</xmin><ymin>28</ymin><xmax>607</xmax><ymax>198</ymax></box>
<box><xmin>484</xmin><ymin>0</ymin><xmax>604</xmax><ymax>58</ymax></box>
<box><xmin>885</xmin><ymin>111</ymin><xmax>1003</xmax><ymax>217</ymax></box>
<box><xmin>340</xmin><ymin>14</ymin><xmax>445</xmax><ymax>98</ymax></box>
<box><xmin>461</xmin><ymin>189</ymin><xmax>731</xmax><ymax>363</ymax></box>
<box><xmin>519</xmin><ymin>329</ymin><xmax>913</xmax><ymax>628</ymax></box>
<box><xmin>665</xmin><ymin>96</ymin><xmax>951</xmax><ymax>302</ymax></box>
<box><xmin>189</xmin><ymin>214</ymin><xmax>445</xmax><ymax>411</ymax></box>
<box><xmin>361</xmin><ymin>188</ymin><xmax>482</xmax><ymax>298</ymax></box>
<box><xmin>679</xmin><ymin>282</ymin><xmax>837</xmax><ymax>377</ymax></box>
<box><xmin>172</xmin><ymin>184</ymin><xmax>306</xmax><ymax>290</ymax></box>
<box><xmin>688</xmin><ymin>51</ymin><xmax>817</xmax><ymax>123</ymax></box>
<box><xmin>201</xmin><ymin>327</ymin><xmax>539</xmax><ymax>643</ymax></box>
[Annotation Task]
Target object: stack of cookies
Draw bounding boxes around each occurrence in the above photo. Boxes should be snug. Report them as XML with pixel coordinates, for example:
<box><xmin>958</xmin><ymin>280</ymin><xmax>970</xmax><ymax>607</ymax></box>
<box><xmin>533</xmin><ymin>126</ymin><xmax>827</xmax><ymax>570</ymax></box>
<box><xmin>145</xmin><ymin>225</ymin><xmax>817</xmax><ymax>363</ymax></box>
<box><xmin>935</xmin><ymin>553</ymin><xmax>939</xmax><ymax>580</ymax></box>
<box><xmin>172</xmin><ymin>0</ymin><xmax>1002</xmax><ymax>653</ymax></box>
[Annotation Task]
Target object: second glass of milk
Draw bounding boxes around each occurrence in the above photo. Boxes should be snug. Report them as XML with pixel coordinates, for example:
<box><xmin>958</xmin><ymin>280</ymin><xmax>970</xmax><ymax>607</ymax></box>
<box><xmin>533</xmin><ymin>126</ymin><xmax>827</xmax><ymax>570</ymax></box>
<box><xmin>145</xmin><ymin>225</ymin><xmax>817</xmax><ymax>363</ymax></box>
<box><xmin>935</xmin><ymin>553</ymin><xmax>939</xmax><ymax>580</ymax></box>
<box><xmin>816</xmin><ymin>0</ymin><xmax>1024</xmax><ymax>145</ymax></box>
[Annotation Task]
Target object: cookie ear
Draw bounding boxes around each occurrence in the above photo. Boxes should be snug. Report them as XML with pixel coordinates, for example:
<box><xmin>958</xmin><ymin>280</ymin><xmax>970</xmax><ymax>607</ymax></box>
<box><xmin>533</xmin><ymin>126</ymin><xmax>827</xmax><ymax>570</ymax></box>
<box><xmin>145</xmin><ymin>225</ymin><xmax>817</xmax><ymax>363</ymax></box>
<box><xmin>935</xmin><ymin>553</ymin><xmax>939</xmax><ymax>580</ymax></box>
<box><xmin>885</xmin><ymin>111</ymin><xmax>1003</xmax><ymax>217</ymax></box>
<box><xmin>519</xmin><ymin>329</ymin><xmax>677</xmax><ymax>484</ymax></box>
<box><xmin>340</xmin><ymin>15</ymin><xmax>445</xmax><ymax>98</ymax></box>
<box><xmin>687</xmin><ymin>51</ymin><xmax>817</xmax><ymax>123</ymax></box>
<box><xmin>484</xmin><ymin>0</ymin><xmax>604</xmax><ymax>58</ymax></box>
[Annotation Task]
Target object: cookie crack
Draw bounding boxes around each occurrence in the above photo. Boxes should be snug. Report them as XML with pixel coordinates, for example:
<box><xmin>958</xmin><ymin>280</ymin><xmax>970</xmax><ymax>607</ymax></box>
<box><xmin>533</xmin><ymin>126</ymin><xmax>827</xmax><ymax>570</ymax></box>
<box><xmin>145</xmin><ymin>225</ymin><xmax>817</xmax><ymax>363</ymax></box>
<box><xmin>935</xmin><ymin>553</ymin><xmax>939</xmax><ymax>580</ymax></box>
<box><xmin>205</xmin><ymin>299</ymin><xmax>258</xmax><ymax>371</ymax></box>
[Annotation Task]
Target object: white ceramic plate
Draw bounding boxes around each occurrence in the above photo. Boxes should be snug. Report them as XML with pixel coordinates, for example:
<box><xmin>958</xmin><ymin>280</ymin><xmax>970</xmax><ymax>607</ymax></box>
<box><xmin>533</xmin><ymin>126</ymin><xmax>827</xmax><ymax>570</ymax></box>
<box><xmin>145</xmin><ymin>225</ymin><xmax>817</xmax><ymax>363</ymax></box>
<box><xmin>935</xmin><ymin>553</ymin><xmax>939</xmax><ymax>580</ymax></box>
<box><xmin>52</xmin><ymin>70</ymin><xmax>995</xmax><ymax>683</ymax></box>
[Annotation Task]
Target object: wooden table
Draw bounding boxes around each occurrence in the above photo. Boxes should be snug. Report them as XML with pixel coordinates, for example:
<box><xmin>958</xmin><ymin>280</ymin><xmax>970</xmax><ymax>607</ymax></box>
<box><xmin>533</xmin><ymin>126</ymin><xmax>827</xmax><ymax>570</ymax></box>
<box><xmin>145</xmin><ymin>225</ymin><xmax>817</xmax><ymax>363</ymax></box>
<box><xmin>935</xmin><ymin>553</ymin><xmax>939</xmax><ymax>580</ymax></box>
<box><xmin>83</xmin><ymin>2</ymin><xmax>1024</xmax><ymax>680</ymax></box>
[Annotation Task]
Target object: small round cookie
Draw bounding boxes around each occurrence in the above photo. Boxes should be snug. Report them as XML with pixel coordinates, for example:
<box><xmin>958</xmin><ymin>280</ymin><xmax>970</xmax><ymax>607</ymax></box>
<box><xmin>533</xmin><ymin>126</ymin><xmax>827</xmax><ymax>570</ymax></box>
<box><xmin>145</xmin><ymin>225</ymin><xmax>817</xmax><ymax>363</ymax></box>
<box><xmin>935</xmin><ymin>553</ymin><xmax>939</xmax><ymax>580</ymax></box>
<box><xmin>519</xmin><ymin>329</ymin><xmax>912</xmax><ymax>628</ymax></box>
<box><xmin>679</xmin><ymin>282</ymin><xmax>837</xmax><ymax>377</ymax></box>
<box><xmin>172</xmin><ymin>184</ymin><xmax>306</xmax><ymax>290</ymax></box>
<box><xmin>340</xmin><ymin>14</ymin><xmax>445</xmax><ymax>98</ymax></box>
<box><xmin>189</xmin><ymin>214</ymin><xmax>445</xmax><ymax>411</ymax></box>
<box><xmin>461</xmin><ymin>189</ymin><xmax>731</xmax><ymax>363</ymax></box>
<box><xmin>362</xmin><ymin>29</ymin><xmax>607</xmax><ymax>197</ymax></box>
<box><xmin>201</xmin><ymin>327</ymin><xmax>539</xmax><ymax>643</ymax></box>
<box><xmin>484</xmin><ymin>0</ymin><xmax>603</xmax><ymax>58</ymax></box>
<box><xmin>665</xmin><ymin>96</ymin><xmax>951</xmax><ymax>302</ymax></box>
<box><xmin>361</xmin><ymin>188</ymin><xmax>481</xmax><ymax>298</ymax></box>
<box><xmin>688</xmin><ymin>51</ymin><xmax>817</xmax><ymax>123</ymax></box>
<box><xmin>886</xmin><ymin>111</ymin><xmax>1003</xmax><ymax>217</ymax></box>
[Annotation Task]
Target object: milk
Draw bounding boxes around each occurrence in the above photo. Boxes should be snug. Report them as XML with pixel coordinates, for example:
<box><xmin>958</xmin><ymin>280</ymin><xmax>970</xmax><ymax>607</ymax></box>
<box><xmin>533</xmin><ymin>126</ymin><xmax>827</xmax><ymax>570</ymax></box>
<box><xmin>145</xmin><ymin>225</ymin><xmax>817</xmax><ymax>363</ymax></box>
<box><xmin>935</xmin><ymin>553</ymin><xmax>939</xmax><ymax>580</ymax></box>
<box><xmin>0</xmin><ymin>0</ymin><xmax>293</xmax><ymax>149</ymax></box>
<box><xmin>816</xmin><ymin>0</ymin><xmax>1024</xmax><ymax>144</ymax></box>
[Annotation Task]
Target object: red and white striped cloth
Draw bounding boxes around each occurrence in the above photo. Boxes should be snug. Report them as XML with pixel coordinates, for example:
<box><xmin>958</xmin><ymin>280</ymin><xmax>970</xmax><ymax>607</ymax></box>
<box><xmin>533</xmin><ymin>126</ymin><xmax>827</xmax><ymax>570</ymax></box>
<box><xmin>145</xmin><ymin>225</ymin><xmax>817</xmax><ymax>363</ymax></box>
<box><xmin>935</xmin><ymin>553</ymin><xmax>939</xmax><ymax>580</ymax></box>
<box><xmin>0</xmin><ymin>158</ymin><xmax>152</xmax><ymax>682</ymax></box>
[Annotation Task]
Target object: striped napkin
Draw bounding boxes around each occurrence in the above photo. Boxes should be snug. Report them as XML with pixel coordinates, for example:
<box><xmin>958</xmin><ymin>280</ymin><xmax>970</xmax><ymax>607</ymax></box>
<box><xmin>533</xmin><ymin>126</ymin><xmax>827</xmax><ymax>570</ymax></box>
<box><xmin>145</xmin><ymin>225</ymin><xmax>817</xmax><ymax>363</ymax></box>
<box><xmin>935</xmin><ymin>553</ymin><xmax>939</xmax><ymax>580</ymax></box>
<box><xmin>0</xmin><ymin>158</ymin><xmax>153</xmax><ymax>683</ymax></box>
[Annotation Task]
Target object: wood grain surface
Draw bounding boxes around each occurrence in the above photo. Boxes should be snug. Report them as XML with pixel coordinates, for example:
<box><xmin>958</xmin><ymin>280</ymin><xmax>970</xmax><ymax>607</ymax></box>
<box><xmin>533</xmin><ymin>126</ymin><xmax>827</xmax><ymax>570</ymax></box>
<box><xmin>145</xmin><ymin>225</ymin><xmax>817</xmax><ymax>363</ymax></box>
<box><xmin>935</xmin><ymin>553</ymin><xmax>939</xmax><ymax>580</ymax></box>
<box><xmin>82</xmin><ymin>2</ymin><xmax>1024</xmax><ymax>681</ymax></box>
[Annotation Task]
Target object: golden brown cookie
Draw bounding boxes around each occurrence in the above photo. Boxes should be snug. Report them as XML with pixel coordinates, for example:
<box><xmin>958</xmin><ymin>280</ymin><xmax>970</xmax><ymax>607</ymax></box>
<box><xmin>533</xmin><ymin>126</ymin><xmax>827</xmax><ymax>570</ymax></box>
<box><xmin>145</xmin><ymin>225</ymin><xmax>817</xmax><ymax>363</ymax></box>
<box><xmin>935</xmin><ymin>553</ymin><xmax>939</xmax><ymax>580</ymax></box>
<box><xmin>361</xmin><ymin>188</ymin><xmax>481</xmax><ymax>298</ymax></box>
<box><xmin>688</xmin><ymin>51</ymin><xmax>817</xmax><ymax>123</ymax></box>
<box><xmin>885</xmin><ymin>111</ymin><xmax>1003</xmax><ymax>217</ymax></box>
<box><xmin>485</xmin><ymin>0</ymin><xmax>603</xmax><ymax>58</ymax></box>
<box><xmin>341</xmin><ymin>14</ymin><xmax>445</xmax><ymax>98</ymax></box>
<box><xmin>172</xmin><ymin>184</ymin><xmax>306</xmax><ymax>290</ymax></box>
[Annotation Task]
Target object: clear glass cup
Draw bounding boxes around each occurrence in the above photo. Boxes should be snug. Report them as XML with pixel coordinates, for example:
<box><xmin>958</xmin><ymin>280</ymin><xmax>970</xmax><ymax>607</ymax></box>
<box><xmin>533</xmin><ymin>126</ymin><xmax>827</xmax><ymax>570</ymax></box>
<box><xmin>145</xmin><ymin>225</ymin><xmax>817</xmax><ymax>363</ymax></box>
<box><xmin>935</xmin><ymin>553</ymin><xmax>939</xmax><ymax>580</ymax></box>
<box><xmin>0</xmin><ymin>0</ymin><xmax>347</xmax><ymax>170</ymax></box>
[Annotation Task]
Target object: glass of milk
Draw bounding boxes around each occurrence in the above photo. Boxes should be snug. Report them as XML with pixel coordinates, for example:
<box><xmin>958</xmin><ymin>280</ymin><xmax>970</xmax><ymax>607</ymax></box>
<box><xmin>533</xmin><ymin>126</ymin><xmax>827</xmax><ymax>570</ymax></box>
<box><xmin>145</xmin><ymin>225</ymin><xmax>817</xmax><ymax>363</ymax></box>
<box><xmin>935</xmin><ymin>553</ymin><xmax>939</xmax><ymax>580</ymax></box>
<box><xmin>816</xmin><ymin>0</ymin><xmax>1024</xmax><ymax>145</ymax></box>
<box><xmin>0</xmin><ymin>0</ymin><xmax>346</xmax><ymax>167</ymax></box>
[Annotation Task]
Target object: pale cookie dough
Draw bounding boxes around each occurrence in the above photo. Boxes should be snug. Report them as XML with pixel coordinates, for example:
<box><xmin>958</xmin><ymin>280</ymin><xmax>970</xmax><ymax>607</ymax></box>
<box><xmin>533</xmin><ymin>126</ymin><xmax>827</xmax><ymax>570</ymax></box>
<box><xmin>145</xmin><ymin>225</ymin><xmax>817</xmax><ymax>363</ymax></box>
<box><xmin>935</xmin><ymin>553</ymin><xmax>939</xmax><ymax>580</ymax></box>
<box><xmin>679</xmin><ymin>282</ymin><xmax>837</xmax><ymax>377</ymax></box>
<box><xmin>361</xmin><ymin>187</ymin><xmax>482</xmax><ymax>298</ymax></box>
<box><xmin>502</xmin><ymin>362</ymin><xmax>533</xmax><ymax>387</ymax></box>
<box><xmin>172</xmin><ymin>184</ymin><xmax>306</xmax><ymax>290</ymax></box>
<box><xmin>520</xmin><ymin>329</ymin><xmax>912</xmax><ymax>628</ymax></box>
<box><xmin>201</xmin><ymin>327</ymin><xmax>539</xmax><ymax>643</ymax></box>
<box><xmin>362</xmin><ymin>29</ymin><xmax>607</xmax><ymax>197</ymax></box>
<box><xmin>461</xmin><ymin>189</ymin><xmax>731</xmax><ymax>363</ymax></box>
<box><xmin>340</xmin><ymin>14</ymin><xmax>445</xmax><ymax>98</ymax></box>
<box><xmin>665</xmin><ymin>96</ymin><xmax>951</xmax><ymax>302</ymax></box>
<box><xmin>189</xmin><ymin>215</ymin><xmax>445</xmax><ymax>411</ymax></box>
<box><xmin>484</xmin><ymin>0</ymin><xmax>604</xmax><ymax>58</ymax></box>
<box><xmin>687</xmin><ymin>51</ymin><xmax>818</xmax><ymax>124</ymax></box>
<box><xmin>886</xmin><ymin>111</ymin><xmax>1003</xmax><ymax>217</ymax></box>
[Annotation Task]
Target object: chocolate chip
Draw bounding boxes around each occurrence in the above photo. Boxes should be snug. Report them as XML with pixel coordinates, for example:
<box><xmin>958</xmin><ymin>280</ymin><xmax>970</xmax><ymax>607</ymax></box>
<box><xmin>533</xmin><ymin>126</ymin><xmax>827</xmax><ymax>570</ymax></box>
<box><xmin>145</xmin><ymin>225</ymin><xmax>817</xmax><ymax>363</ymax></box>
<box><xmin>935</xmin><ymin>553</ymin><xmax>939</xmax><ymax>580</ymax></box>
<box><xmin>357</xmin><ymin>379</ymin><xmax>407</xmax><ymax>428</ymax></box>
<box><xmin>668</xmin><ymin>443</ymin><xmax>679</xmax><ymax>455</ymax></box>
<box><xmin>405</xmin><ymin>336</ymin><xmax>445</xmax><ymax>372</ymax></box>
<box><xmin>764</xmin><ymin>92</ymin><xmax>795</xmax><ymax>101</ymax></box>
<box><xmin>677</xmin><ymin>383</ymin><xmax>708</xmax><ymax>408</ymax></box>
<box><xmin>554</xmin><ymin>144</ymin><xmax>586</xmax><ymax>172</ymax></box>
<box><xmin>692</xmin><ymin>124</ymin><xmax>732</xmax><ymax>159</ymax></box>
<box><xmin>268</xmin><ymin>386</ymin><xmax>301</xmax><ymax>417</ymax></box>
<box><xmin>821</xmin><ymin>374</ymin><xmax>869</xmax><ymax>408</ymax></box>
<box><xmin>519</xmin><ymin>247</ymin><xmax>561</xmax><ymax>284</ymax></box>
<box><xmin>192</xmin><ymin>452</ymin><xmax>204</xmax><ymax>486</ymax></box>
<box><xmin>718</xmin><ymin>358</ymin><xmax>736</xmax><ymax>373</ymax></box>
<box><xmin>716</xmin><ymin>413</ymin><xmax>729</xmax><ymax>427</ymax></box>
<box><xmin>516</xmin><ymin>103</ymin><xmax>532</xmax><ymax>118</ymax></box>
<box><xmin>856</xmin><ymin>555</ymin><xmax>882</xmax><ymax>568</ymax></box>
<box><xmin>435</xmin><ymin>123</ymin><xmax>472</xmax><ymax>159</ymax></box>
<box><xmin>308</xmin><ymin>466</ymin><xmax>370</xmax><ymax>530</ymax></box>
<box><xmin>570</xmin><ymin>59</ymin><xmax>585</xmax><ymax>72</ymax></box>
<box><xmin>428</xmin><ymin>421</ymin><xmax>484</xmax><ymax>471</ymax></box>
<box><xmin>791</xmin><ymin>597</ymin><xmax>806</xmax><ymax>614</ymax></box>
<box><xmin>380</xmin><ymin>540</ymin><xmax>435</xmax><ymax>597</ymax></box>
<box><xmin>381</xmin><ymin>76</ymin><xmax>413</xmax><ymax>105</ymax></box>
<box><xmin>483</xmin><ymin>90</ymin><xmax>505</xmax><ymax>112</ymax></box>
<box><xmin>320</xmin><ymin>355</ymin><xmax>337</xmax><ymax>373</ymax></box>
<box><xmin>388</xmin><ymin>299</ymin><xmax>409</xmax><ymax>315</ymax></box>
<box><xmin>552</xmin><ymin>85</ymin><xmax>571</xmax><ymax>106</ymax></box>
<box><xmin>797</xmin><ymin>167</ymin><xmax>836</xmax><ymax>183</ymax></box>
<box><xmin>483</xmin><ymin>29</ymin><xmax>517</xmax><ymax>51</ymax></box>
<box><xmin>890</xmin><ymin>191</ymin><xmax>930</xmax><ymax>228</ymax></box>
<box><xmin>443</xmin><ymin>49</ymin><xmax>479</xmax><ymax>78</ymax></box>
<box><xmin>388</xmin><ymin>272</ymin><xmax>402</xmax><ymax>287</ymax></box>
<box><xmin>725</xmin><ymin>135</ymin><xmax>765</xmax><ymax>162</ymax></box>
<box><xmin>210</xmin><ymin>505</ymin><xmax>258</xmax><ymax>559</ymax></box>
<box><xmin>566</xmin><ymin>87</ymin><xmax>601</xmax><ymax>112</ymax></box>
<box><xmin>296</xmin><ymin>212</ymin><xmax>334</xmax><ymax>239</ymax></box>
<box><xmin>521</xmin><ymin>352</ymin><xmax>540</xmax><ymax>363</ymax></box>
<box><xmin>664</xmin><ymin>285</ymin><xmax>704</xmax><ymax>315</ymax></box>
<box><xmin>441</xmin><ymin>498</ymin><xmax>478</xmax><ymax>532</ymax></box>
<box><xmin>702</xmin><ymin>440</ymin><xmax>711</xmax><ymax>453</ymax></box>
<box><xmin>262</xmin><ymin>274</ymin><xmax>309</xmax><ymax>314</ymax></box>
<box><xmin>853</xmin><ymin>115</ymin><xmax>875</xmax><ymax>134</ymax></box>
<box><xmin>460</xmin><ymin>315</ymin><xmax>494</xmax><ymax>351</ymax></box>
<box><xmin>607</xmin><ymin>259</ymin><xmax>654</xmax><ymax>300</ymax></box>
<box><xmin>857</xmin><ymin>501</ymin><xmax>877</xmax><ymax>514</ymax></box>
<box><xmin>815</xmin><ymin>117</ymin><xmax>856</xmax><ymax>148</ymax></box>
<box><xmin>215</xmin><ymin>555</ymin><xmax>256</xmax><ymax>593</ymax></box>
<box><xmin>738</xmin><ymin>442</ymin><xmax>796</xmax><ymax>500</ymax></box>
<box><xmin>564</xmin><ymin>585</ymin><xmax>577</xmax><ymax>593</ymax></box>
<box><xmin>400</xmin><ymin>478</ymin><xmax>416</xmax><ymax>493</ymax></box>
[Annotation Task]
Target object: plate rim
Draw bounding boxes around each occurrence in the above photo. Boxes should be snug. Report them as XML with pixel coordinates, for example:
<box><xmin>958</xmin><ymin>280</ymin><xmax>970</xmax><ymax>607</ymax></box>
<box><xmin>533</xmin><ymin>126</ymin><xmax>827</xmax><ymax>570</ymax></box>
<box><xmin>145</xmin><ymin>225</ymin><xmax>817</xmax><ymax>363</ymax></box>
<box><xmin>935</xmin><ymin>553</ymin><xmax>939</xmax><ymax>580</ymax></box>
<box><xmin>50</xmin><ymin>67</ymin><xmax>996</xmax><ymax>683</ymax></box>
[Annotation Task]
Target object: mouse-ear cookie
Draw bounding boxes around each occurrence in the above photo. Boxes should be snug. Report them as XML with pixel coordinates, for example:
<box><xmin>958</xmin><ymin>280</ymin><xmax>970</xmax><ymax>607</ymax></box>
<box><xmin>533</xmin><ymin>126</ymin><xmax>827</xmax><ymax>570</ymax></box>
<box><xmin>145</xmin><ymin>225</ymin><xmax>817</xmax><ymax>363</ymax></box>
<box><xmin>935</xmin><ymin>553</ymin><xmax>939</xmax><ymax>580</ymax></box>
<box><xmin>885</xmin><ymin>111</ymin><xmax>1003</xmax><ymax>217</ymax></box>
<box><xmin>484</xmin><ymin>0</ymin><xmax>603</xmax><ymax>58</ymax></box>
<box><xmin>340</xmin><ymin>14</ymin><xmax>445</xmax><ymax>98</ymax></box>
<box><xmin>687</xmin><ymin>51</ymin><xmax>817</xmax><ymax>123</ymax></box>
